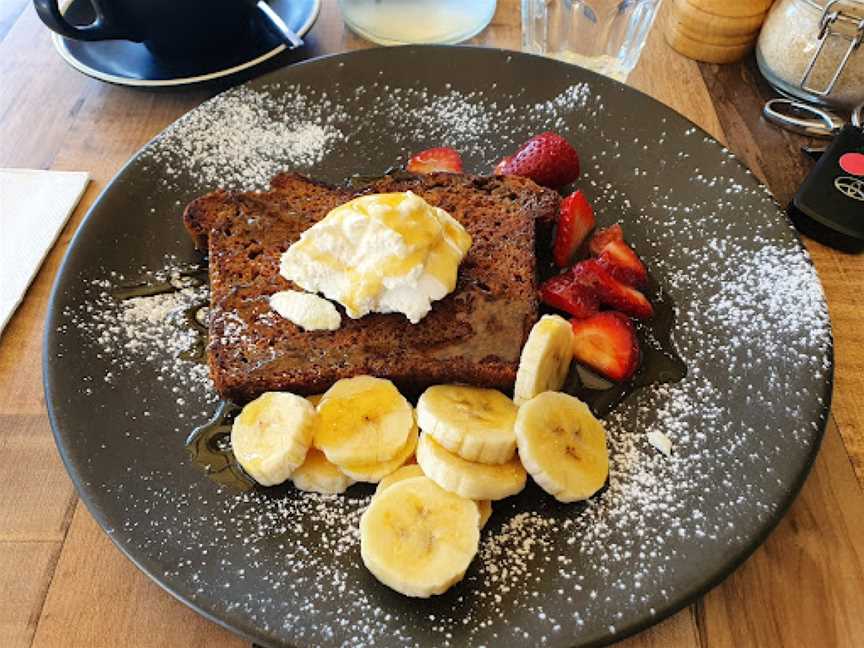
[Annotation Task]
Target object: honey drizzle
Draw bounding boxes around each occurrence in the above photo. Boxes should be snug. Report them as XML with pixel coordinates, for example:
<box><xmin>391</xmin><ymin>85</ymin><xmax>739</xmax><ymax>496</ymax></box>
<box><xmin>184</xmin><ymin>400</ymin><xmax>255</xmax><ymax>491</ymax></box>
<box><xmin>560</xmin><ymin>277</ymin><xmax>687</xmax><ymax>417</ymax></box>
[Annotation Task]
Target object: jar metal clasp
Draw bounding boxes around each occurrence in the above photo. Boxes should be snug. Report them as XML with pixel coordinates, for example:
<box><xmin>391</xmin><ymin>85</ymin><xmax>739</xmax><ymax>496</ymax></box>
<box><xmin>799</xmin><ymin>0</ymin><xmax>864</xmax><ymax>97</ymax></box>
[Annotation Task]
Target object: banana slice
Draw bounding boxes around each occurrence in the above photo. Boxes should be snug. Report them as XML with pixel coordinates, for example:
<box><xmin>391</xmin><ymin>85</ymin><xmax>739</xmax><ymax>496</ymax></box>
<box><xmin>515</xmin><ymin>391</ymin><xmax>608</xmax><ymax>502</ymax></box>
<box><xmin>514</xmin><ymin>315</ymin><xmax>574</xmax><ymax>405</ymax></box>
<box><xmin>416</xmin><ymin>432</ymin><xmax>526</xmax><ymax>501</ymax></box>
<box><xmin>374</xmin><ymin>464</ymin><xmax>492</xmax><ymax>529</ymax></box>
<box><xmin>360</xmin><ymin>475</ymin><xmax>480</xmax><ymax>598</ymax></box>
<box><xmin>292</xmin><ymin>448</ymin><xmax>354</xmax><ymax>494</ymax></box>
<box><xmin>374</xmin><ymin>464</ymin><xmax>425</xmax><ymax>496</ymax></box>
<box><xmin>416</xmin><ymin>385</ymin><xmax>518</xmax><ymax>464</ymax></box>
<box><xmin>338</xmin><ymin>425</ymin><xmax>419</xmax><ymax>483</ymax></box>
<box><xmin>315</xmin><ymin>376</ymin><xmax>414</xmax><ymax>466</ymax></box>
<box><xmin>231</xmin><ymin>392</ymin><xmax>316</xmax><ymax>487</ymax></box>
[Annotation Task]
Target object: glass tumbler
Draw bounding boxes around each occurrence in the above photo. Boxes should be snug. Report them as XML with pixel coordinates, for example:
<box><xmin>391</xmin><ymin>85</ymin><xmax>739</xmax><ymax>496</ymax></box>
<box><xmin>522</xmin><ymin>0</ymin><xmax>663</xmax><ymax>81</ymax></box>
<box><xmin>339</xmin><ymin>0</ymin><xmax>498</xmax><ymax>46</ymax></box>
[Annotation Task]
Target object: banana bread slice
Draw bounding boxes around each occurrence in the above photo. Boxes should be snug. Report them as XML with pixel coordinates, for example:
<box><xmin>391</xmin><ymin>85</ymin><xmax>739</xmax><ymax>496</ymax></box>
<box><xmin>183</xmin><ymin>172</ymin><xmax>560</xmax><ymax>403</ymax></box>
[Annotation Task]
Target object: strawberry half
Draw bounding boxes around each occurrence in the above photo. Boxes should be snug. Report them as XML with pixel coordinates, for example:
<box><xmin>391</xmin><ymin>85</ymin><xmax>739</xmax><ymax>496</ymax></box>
<box><xmin>596</xmin><ymin>240</ymin><xmax>648</xmax><ymax>288</ymax></box>
<box><xmin>588</xmin><ymin>224</ymin><xmax>624</xmax><ymax>257</ymax></box>
<box><xmin>553</xmin><ymin>190</ymin><xmax>595</xmax><ymax>268</ymax></box>
<box><xmin>570</xmin><ymin>259</ymin><xmax>653</xmax><ymax>320</ymax></box>
<box><xmin>539</xmin><ymin>273</ymin><xmax>599</xmax><ymax>319</ymax></box>
<box><xmin>571</xmin><ymin>312</ymin><xmax>640</xmax><ymax>382</ymax></box>
<box><xmin>493</xmin><ymin>132</ymin><xmax>580</xmax><ymax>188</ymax></box>
<box><xmin>406</xmin><ymin>147</ymin><xmax>463</xmax><ymax>174</ymax></box>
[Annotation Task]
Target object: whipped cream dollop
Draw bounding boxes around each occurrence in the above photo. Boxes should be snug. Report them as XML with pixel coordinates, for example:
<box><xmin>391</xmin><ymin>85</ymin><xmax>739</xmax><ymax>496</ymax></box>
<box><xmin>279</xmin><ymin>191</ymin><xmax>472</xmax><ymax>324</ymax></box>
<box><xmin>270</xmin><ymin>290</ymin><xmax>342</xmax><ymax>331</ymax></box>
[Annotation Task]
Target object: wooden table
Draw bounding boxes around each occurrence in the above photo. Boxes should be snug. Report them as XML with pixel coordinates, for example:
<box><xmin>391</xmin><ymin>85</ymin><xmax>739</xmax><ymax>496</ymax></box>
<box><xmin>2</xmin><ymin>1</ymin><xmax>863</xmax><ymax>646</ymax></box>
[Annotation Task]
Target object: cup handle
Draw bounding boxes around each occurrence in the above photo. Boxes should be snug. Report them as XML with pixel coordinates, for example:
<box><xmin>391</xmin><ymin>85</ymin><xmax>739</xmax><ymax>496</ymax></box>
<box><xmin>33</xmin><ymin>0</ymin><xmax>128</xmax><ymax>41</ymax></box>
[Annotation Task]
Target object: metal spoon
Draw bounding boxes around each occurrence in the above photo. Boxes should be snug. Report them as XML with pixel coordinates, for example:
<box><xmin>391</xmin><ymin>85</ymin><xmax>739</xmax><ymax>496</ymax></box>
<box><xmin>252</xmin><ymin>0</ymin><xmax>304</xmax><ymax>49</ymax></box>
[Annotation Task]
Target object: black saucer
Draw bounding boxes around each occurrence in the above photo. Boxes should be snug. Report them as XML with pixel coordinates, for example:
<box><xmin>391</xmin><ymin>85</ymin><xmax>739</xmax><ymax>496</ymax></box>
<box><xmin>51</xmin><ymin>0</ymin><xmax>320</xmax><ymax>87</ymax></box>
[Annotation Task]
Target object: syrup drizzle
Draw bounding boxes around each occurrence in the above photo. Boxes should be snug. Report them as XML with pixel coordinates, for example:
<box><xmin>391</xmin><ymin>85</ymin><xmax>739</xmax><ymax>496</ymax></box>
<box><xmin>184</xmin><ymin>400</ymin><xmax>254</xmax><ymax>491</ymax></box>
<box><xmin>179</xmin><ymin>301</ymin><xmax>210</xmax><ymax>364</ymax></box>
<box><xmin>346</xmin><ymin>167</ymin><xmax>412</xmax><ymax>188</ymax></box>
<box><xmin>112</xmin><ymin>270</ymin><xmax>211</xmax><ymax>365</ymax></box>
<box><xmin>111</xmin><ymin>268</ymin><xmax>208</xmax><ymax>300</ymax></box>
<box><xmin>561</xmin><ymin>279</ymin><xmax>686</xmax><ymax>417</ymax></box>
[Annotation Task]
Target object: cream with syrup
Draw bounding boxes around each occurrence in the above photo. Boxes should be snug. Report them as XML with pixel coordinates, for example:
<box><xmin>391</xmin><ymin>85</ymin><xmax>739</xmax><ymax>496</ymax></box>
<box><xmin>279</xmin><ymin>192</ymin><xmax>471</xmax><ymax>323</ymax></box>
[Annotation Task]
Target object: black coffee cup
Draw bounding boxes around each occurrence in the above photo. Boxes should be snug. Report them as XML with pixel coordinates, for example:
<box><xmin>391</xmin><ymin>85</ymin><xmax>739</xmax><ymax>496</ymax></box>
<box><xmin>34</xmin><ymin>0</ymin><xmax>260</xmax><ymax>59</ymax></box>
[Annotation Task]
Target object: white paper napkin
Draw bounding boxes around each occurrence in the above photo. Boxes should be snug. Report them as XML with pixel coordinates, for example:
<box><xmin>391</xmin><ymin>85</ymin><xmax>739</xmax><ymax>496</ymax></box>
<box><xmin>0</xmin><ymin>169</ymin><xmax>90</xmax><ymax>335</ymax></box>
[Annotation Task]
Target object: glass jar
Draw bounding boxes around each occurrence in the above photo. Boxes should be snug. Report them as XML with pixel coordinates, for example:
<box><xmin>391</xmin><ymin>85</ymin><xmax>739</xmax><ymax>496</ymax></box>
<box><xmin>756</xmin><ymin>0</ymin><xmax>864</xmax><ymax>110</ymax></box>
<box><xmin>338</xmin><ymin>0</ymin><xmax>497</xmax><ymax>46</ymax></box>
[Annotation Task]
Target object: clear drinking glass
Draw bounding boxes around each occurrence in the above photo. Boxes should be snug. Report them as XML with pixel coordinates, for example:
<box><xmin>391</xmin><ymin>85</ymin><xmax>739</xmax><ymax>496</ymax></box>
<box><xmin>521</xmin><ymin>0</ymin><xmax>663</xmax><ymax>81</ymax></box>
<box><xmin>339</xmin><ymin>0</ymin><xmax>498</xmax><ymax>46</ymax></box>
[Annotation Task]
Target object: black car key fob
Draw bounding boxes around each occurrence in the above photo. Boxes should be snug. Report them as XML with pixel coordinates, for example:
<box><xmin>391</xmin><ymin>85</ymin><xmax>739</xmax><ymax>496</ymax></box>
<box><xmin>789</xmin><ymin>106</ymin><xmax>864</xmax><ymax>250</ymax></box>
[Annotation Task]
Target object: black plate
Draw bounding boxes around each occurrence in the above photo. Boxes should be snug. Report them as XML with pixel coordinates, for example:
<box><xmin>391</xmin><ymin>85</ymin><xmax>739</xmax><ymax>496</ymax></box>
<box><xmin>44</xmin><ymin>47</ymin><xmax>833</xmax><ymax>647</ymax></box>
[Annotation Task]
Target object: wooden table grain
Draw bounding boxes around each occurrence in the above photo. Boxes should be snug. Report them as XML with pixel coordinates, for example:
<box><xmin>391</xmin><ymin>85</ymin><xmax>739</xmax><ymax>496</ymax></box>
<box><xmin>2</xmin><ymin>1</ymin><xmax>863</xmax><ymax>646</ymax></box>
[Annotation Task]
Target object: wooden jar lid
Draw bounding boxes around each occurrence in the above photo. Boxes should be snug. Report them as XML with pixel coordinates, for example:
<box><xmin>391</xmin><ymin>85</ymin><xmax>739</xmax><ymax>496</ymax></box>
<box><xmin>664</xmin><ymin>0</ymin><xmax>776</xmax><ymax>64</ymax></box>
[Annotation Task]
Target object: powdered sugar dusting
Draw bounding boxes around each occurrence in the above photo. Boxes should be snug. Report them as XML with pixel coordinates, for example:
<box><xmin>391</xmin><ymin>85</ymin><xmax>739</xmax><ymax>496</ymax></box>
<box><xmin>60</xmin><ymin>262</ymin><xmax>215</xmax><ymax>413</ymax></box>
<box><xmin>144</xmin><ymin>87</ymin><xmax>347</xmax><ymax>189</ymax></box>
<box><xmin>139</xmin><ymin>81</ymin><xmax>593</xmax><ymax>192</ymax></box>
<box><xmin>53</xmin><ymin>67</ymin><xmax>832</xmax><ymax>648</ymax></box>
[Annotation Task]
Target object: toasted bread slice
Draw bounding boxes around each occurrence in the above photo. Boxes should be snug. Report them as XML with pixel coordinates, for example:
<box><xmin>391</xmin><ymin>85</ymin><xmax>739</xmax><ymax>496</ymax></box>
<box><xmin>183</xmin><ymin>172</ymin><xmax>560</xmax><ymax>403</ymax></box>
<box><xmin>183</xmin><ymin>174</ymin><xmax>349</xmax><ymax>250</ymax></box>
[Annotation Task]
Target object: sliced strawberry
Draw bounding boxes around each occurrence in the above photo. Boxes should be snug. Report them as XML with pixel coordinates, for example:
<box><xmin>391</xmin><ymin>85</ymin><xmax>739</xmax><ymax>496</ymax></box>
<box><xmin>406</xmin><ymin>147</ymin><xmax>463</xmax><ymax>174</ymax></box>
<box><xmin>553</xmin><ymin>191</ymin><xmax>595</xmax><ymax>268</ymax></box>
<box><xmin>596</xmin><ymin>240</ymin><xmax>648</xmax><ymax>288</ymax></box>
<box><xmin>539</xmin><ymin>273</ymin><xmax>599</xmax><ymax>319</ymax></box>
<box><xmin>571</xmin><ymin>312</ymin><xmax>640</xmax><ymax>382</ymax></box>
<box><xmin>588</xmin><ymin>224</ymin><xmax>624</xmax><ymax>256</ymax></box>
<box><xmin>493</xmin><ymin>132</ymin><xmax>580</xmax><ymax>188</ymax></box>
<box><xmin>570</xmin><ymin>259</ymin><xmax>653</xmax><ymax>319</ymax></box>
